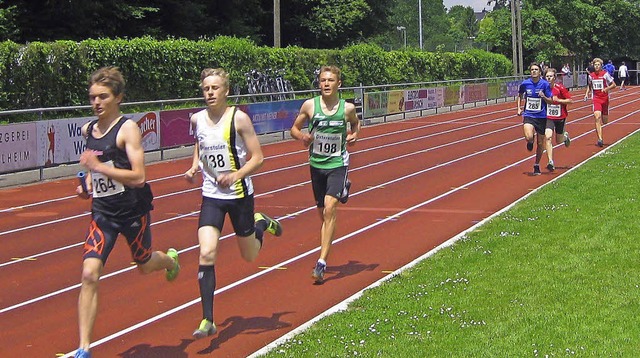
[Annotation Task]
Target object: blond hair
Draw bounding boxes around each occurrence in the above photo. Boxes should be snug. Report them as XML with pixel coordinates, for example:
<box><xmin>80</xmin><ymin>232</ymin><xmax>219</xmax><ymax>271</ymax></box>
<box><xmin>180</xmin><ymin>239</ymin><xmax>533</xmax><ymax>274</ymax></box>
<box><xmin>200</xmin><ymin>68</ymin><xmax>229</xmax><ymax>89</ymax></box>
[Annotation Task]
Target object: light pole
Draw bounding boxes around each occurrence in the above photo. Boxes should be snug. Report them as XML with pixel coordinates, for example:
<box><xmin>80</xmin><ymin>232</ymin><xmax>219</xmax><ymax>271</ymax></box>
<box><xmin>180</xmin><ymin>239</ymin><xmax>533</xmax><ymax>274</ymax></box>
<box><xmin>274</xmin><ymin>0</ymin><xmax>281</xmax><ymax>48</ymax></box>
<box><xmin>418</xmin><ymin>0</ymin><xmax>423</xmax><ymax>50</ymax></box>
<box><xmin>396</xmin><ymin>26</ymin><xmax>407</xmax><ymax>49</ymax></box>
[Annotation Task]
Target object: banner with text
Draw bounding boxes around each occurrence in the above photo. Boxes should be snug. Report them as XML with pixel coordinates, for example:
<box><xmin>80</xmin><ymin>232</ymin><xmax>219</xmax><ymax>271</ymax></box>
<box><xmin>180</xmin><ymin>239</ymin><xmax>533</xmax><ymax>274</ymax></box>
<box><xmin>0</xmin><ymin>122</ymin><xmax>38</xmax><ymax>173</ymax></box>
<box><xmin>238</xmin><ymin>99</ymin><xmax>305</xmax><ymax>134</ymax></box>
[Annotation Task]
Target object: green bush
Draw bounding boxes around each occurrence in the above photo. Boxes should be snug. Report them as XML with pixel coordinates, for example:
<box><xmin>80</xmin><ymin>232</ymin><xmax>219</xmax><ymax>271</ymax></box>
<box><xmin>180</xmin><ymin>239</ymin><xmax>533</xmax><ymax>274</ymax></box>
<box><xmin>0</xmin><ymin>37</ymin><xmax>511</xmax><ymax>116</ymax></box>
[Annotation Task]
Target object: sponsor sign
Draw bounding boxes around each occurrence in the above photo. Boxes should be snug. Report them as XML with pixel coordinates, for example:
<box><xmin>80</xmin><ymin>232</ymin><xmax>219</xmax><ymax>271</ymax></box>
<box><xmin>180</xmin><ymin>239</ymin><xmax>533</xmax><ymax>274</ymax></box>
<box><xmin>0</xmin><ymin>122</ymin><xmax>38</xmax><ymax>172</ymax></box>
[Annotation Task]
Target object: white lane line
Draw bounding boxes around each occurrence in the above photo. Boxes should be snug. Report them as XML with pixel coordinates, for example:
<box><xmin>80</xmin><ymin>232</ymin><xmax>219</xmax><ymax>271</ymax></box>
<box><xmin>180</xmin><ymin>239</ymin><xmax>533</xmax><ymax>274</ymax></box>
<box><xmin>4</xmin><ymin>102</ymin><xmax>640</xmax><ymax>313</ymax></box>
<box><xmin>60</xmin><ymin>106</ymin><xmax>640</xmax><ymax>357</ymax></box>
<box><xmin>2</xmin><ymin>89</ymin><xmax>631</xmax><ymax>214</ymax></box>
<box><xmin>0</xmin><ymin>105</ymin><xmax>517</xmax><ymax>214</ymax></box>
<box><xmin>250</xmin><ymin>123</ymin><xmax>640</xmax><ymax>358</ymax></box>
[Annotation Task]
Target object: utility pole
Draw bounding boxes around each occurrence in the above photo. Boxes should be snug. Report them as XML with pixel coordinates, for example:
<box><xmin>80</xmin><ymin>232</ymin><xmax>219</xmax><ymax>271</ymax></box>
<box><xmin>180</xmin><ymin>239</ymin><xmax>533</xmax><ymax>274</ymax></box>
<box><xmin>510</xmin><ymin>0</ymin><xmax>518</xmax><ymax>76</ymax></box>
<box><xmin>516</xmin><ymin>0</ymin><xmax>523</xmax><ymax>76</ymax></box>
<box><xmin>418</xmin><ymin>0</ymin><xmax>423</xmax><ymax>50</ymax></box>
<box><xmin>274</xmin><ymin>0</ymin><xmax>281</xmax><ymax>48</ymax></box>
<box><xmin>510</xmin><ymin>0</ymin><xmax>523</xmax><ymax>76</ymax></box>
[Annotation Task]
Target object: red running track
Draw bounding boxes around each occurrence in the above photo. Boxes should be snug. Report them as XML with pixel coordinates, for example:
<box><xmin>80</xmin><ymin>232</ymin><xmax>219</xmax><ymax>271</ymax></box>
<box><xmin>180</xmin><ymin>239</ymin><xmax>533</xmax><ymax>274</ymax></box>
<box><xmin>1</xmin><ymin>88</ymin><xmax>640</xmax><ymax>357</ymax></box>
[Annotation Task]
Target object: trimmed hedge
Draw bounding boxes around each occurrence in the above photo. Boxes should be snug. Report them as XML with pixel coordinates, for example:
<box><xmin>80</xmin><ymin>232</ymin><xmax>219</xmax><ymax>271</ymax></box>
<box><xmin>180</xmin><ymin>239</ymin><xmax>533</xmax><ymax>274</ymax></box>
<box><xmin>0</xmin><ymin>36</ymin><xmax>511</xmax><ymax>113</ymax></box>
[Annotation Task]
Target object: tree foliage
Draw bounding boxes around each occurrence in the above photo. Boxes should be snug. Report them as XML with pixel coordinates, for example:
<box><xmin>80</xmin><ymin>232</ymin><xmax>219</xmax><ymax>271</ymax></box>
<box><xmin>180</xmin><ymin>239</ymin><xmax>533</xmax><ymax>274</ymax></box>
<box><xmin>478</xmin><ymin>0</ymin><xmax>640</xmax><ymax>68</ymax></box>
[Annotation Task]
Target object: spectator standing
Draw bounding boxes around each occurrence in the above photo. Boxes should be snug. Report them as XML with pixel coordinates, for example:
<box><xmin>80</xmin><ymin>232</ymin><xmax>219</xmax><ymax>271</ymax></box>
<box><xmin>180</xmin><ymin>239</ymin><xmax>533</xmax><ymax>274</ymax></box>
<box><xmin>618</xmin><ymin>61</ymin><xmax>628</xmax><ymax>90</ymax></box>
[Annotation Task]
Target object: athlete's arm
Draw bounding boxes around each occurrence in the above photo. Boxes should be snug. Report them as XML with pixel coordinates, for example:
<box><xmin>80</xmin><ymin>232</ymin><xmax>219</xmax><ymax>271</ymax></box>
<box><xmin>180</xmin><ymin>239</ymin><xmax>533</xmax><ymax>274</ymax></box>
<box><xmin>604</xmin><ymin>74</ymin><xmax>616</xmax><ymax>93</ymax></box>
<box><xmin>516</xmin><ymin>94</ymin><xmax>524</xmax><ymax>116</ymax></box>
<box><xmin>79</xmin><ymin>119</ymin><xmax>146</xmax><ymax>188</ymax></box>
<box><xmin>291</xmin><ymin>99</ymin><xmax>314</xmax><ymax>147</ymax></box>
<box><xmin>184</xmin><ymin>114</ymin><xmax>200</xmax><ymax>183</ymax></box>
<box><xmin>345</xmin><ymin>102</ymin><xmax>360</xmax><ymax>145</ymax></box>
<box><xmin>584</xmin><ymin>80</ymin><xmax>592</xmax><ymax>100</ymax></box>
<box><xmin>77</xmin><ymin>122</ymin><xmax>94</xmax><ymax>197</ymax></box>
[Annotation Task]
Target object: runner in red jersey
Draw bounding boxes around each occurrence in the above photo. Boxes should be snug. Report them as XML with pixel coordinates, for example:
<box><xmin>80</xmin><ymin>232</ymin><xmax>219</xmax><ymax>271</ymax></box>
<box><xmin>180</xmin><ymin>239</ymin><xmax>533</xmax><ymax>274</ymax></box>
<box><xmin>584</xmin><ymin>58</ymin><xmax>616</xmax><ymax>147</ymax></box>
<box><xmin>540</xmin><ymin>68</ymin><xmax>572</xmax><ymax>171</ymax></box>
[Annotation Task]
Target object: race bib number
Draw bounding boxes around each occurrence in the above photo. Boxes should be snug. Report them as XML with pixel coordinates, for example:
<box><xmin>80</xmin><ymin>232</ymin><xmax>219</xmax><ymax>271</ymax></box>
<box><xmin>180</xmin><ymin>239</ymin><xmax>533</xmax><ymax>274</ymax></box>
<box><xmin>313</xmin><ymin>132</ymin><xmax>342</xmax><ymax>157</ymax></box>
<box><xmin>200</xmin><ymin>145</ymin><xmax>232</xmax><ymax>172</ymax></box>
<box><xmin>525</xmin><ymin>97</ymin><xmax>542</xmax><ymax>112</ymax></box>
<box><xmin>547</xmin><ymin>104</ymin><xmax>561</xmax><ymax>117</ymax></box>
<box><xmin>91</xmin><ymin>161</ymin><xmax>125</xmax><ymax>198</ymax></box>
<box><xmin>592</xmin><ymin>79</ymin><xmax>604</xmax><ymax>90</ymax></box>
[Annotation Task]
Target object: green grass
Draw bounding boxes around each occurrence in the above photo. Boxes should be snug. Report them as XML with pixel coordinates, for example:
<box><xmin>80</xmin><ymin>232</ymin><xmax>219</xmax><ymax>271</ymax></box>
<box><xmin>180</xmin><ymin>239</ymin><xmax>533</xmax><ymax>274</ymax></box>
<box><xmin>262</xmin><ymin>132</ymin><xmax>640</xmax><ymax>357</ymax></box>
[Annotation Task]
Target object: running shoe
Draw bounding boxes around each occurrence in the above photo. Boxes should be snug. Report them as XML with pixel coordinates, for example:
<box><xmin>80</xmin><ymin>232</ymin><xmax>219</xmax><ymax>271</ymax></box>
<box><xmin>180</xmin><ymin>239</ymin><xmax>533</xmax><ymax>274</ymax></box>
<box><xmin>546</xmin><ymin>161</ymin><xmax>555</xmax><ymax>172</ymax></box>
<box><xmin>165</xmin><ymin>248</ymin><xmax>180</xmax><ymax>282</ymax></box>
<box><xmin>563</xmin><ymin>131</ymin><xmax>571</xmax><ymax>147</ymax></box>
<box><xmin>312</xmin><ymin>261</ymin><xmax>326</xmax><ymax>284</ymax></box>
<box><xmin>526</xmin><ymin>141</ymin><xmax>534</xmax><ymax>151</ymax></box>
<box><xmin>339</xmin><ymin>180</ymin><xmax>351</xmax><ymax>204</ymax></box>
<box><xmin>74</xmin><ymin>349</ymin><xmax>91</xmax><ymax>358</ymax></box>
<box><xmin>533</xmin><ymin>165</ymin><xmax>541</xmax><ymax>176</ymax></box>
<box><xmin>254</xmin><ymin>212</ymin><xmax>283</xmax><ymax>236</ymax></box>
<box><xmin>193</xmin><ymin>319</ymin><xmax>217</xmax><ymax>339</ymax></box>
<box><xmin>597</xmin><ymin>139</ymin><xmax>604</xmax><ymax>147</ymax></box>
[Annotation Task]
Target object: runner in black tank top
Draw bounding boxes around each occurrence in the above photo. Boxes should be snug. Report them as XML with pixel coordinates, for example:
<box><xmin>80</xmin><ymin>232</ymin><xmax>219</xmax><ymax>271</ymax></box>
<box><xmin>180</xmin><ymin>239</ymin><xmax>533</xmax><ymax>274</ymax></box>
<box><xmin>73</xmin><ymin>66</ymin><xmax>180</xmax><ymax>358</ymax></box>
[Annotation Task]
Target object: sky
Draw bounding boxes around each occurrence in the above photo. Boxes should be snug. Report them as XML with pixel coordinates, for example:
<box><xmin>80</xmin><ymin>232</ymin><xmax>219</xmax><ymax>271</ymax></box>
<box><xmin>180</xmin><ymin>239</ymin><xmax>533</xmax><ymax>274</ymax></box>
<box><xmin>442</xmin><ymin>0</ymin><xmax>492</xmax><ymax>12</ymax></box>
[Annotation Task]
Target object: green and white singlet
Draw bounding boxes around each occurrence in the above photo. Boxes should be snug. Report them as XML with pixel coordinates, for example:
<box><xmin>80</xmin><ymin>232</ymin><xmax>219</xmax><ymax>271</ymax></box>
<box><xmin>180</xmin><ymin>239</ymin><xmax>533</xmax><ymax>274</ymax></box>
<box><xmin>309</xmin><ymin>96</ymin><xmax>349</xmax><ymax>169</ymax></box>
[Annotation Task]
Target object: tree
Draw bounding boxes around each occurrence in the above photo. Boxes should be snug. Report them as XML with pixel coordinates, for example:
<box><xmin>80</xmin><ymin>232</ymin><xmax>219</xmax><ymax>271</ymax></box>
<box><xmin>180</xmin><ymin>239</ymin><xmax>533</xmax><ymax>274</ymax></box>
<box><xmin>447</xmin><ymin>5</ymin><xmax>478</xmax><ymax>50</ymax></box>
<box><xmin>479</xmin><ymin>0</ymin><xmax>640</xmax><ymax>68</ymax></box>
<box><xmin>0</xmin><ymin>0</ymin><xmax>19</xmax><ymax>41</ymax></box>
<box><xmin>285</xmin><ymin>0</ymin><xmax>383</xmax><ymax>48</ymax></box>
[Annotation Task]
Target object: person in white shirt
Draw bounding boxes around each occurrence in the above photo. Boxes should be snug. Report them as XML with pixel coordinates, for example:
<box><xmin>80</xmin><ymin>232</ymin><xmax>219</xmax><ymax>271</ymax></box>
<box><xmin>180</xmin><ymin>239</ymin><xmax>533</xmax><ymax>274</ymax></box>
<box><xmin>618</xmin><ymin>61</ymin><xmax>628</xmax><ymax>90</ymax></box>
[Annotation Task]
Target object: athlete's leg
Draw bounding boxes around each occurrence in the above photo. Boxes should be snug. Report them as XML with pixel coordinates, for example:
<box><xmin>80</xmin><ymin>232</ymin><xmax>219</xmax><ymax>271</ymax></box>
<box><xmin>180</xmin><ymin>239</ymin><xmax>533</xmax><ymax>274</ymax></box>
<box><xmin>594</xmin><ymin>110</ymin><xmax>603</xmax><ymax>141</ymax></box>
<box><xmin>523</xmin><ymin>122</ymin><xmax>536</xmax><ymax>146</ymax></box>
<box><xmin>544</xmin><ymin>124</ymin><xmax>554</xmax><ymax>165</ymax></box>
<box><xmin>535</xmin><ymin>131</ymin><xmax>545</xmax><ymax>166</ymax></box>
<box><xmin>78</xmin><ymin>257</ymin><xmax>103</xmax><ymax>352</ymax></box>
<box><xmin>319</xmin><ymin>195</ymin><xmax>339</xmax><ymax>262</ymax></box>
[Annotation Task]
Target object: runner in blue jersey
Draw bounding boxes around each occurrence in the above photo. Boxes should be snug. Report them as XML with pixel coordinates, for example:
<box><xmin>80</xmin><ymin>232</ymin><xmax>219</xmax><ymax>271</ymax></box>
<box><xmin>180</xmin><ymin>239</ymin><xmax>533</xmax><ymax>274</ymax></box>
<box><xmin>517</xmin><ymin>62</ymin><xmax>553</xmax><ymax>175</ymax></box>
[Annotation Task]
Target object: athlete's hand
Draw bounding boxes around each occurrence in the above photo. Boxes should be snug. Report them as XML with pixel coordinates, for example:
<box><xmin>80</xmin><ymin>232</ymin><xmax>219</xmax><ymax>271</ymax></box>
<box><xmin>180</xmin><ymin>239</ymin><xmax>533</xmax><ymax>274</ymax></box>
<box><xmin>79</xmin><ymin>150</ymin><xmax>102</xmax><ymax>172</ymax></box>
<box><xmin>184</xmin><ymin>166</ymin><xmax>198</xmax><ymax>184</ymax></box>
<box><xmin>75</xmin><ymin>185</ymin><xmax>91</xmax><ymax>199</ymax></box>
<box><xmin>216</xmin><ymin>172</ymin><xmax>238</xmax><ymax>188</ymax></box>
<box><xmin>346</xmin><ymin>133</ymin><xmax>358</xmax><ymax>146</ymax></box>
<box><xmin>516</xmin><ymin>108</ymin><xmax>522</xmax><ymax>116</ymax></box>
<box><xmin>301</xmin><ymin>133</ymin><xmax>313</xmax><ymax>148</ymax></box>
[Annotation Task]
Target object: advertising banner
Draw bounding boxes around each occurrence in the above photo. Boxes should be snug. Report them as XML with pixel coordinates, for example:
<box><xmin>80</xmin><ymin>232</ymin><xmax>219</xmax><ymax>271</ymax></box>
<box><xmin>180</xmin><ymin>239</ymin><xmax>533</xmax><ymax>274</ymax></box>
<box><xmin>444</xmin><ymin>85</ymin><xmax>462</xmax><ymax>106</ymax></box>
<box><xmin>364</xmin><ymin>92</ymin><xmax>389</xmax><ymax>118</ymax></box>
<box><xmin>487</xmin><ymin>82</ymin><xmax>507</xmax><ymax>100</ymax></box>
<box><xmin>506</xmin><ymin>80</ymin><xmax>521</xmax><ymax>97</ymax></box>
<box><xmin>0</xmin><ymin>122</ymin><xmax>38</xmax><ymax>173</ymax></box>
<box><xmin>387</xmin><ymin>90</ymin><xmax>405</xmax><ymax>114</ymax></box>
<box><xmin>36</xmin><ymin>112</ymin><xmax>160</xmax><ymax>167</ymax></box>
<box><xmin>462</xmin><ymin>83</ymin><xmax>488</xmax><ymax>103</ymax></box>
<box><xmin>238</xmin><ymin>99</ymin><xmax>305</xmax><ymax>134</ymax></box>
<box><xmin>160</xmin><ymin>108</ymin><xmax>203</xmax><ymax>148</ymax></box>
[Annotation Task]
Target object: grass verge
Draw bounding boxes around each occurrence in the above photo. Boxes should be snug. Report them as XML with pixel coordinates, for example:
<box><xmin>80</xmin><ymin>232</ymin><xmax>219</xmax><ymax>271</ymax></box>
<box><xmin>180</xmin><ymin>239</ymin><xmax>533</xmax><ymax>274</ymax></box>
<box><xmin>262</xmin><ymin>132</ymin><xmax>640</xmax><ymax>357</ymax></box>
